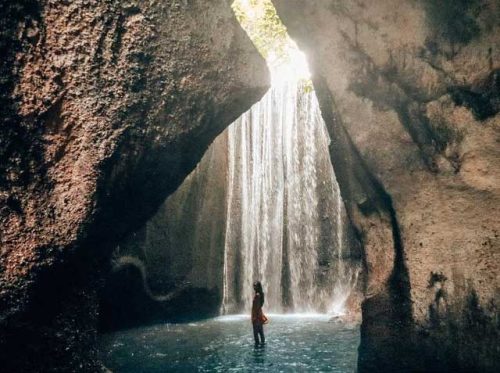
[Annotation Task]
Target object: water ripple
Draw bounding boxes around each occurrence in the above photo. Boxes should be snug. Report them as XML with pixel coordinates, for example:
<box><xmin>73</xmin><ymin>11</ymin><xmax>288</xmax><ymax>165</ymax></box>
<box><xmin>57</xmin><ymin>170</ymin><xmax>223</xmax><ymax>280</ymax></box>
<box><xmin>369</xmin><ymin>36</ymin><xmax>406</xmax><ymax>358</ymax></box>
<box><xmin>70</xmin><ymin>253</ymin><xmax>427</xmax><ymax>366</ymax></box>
<box><xmin>100</xmin><ymin>316</ymin><xmax>359</xmax><ymax>372</ymax></box>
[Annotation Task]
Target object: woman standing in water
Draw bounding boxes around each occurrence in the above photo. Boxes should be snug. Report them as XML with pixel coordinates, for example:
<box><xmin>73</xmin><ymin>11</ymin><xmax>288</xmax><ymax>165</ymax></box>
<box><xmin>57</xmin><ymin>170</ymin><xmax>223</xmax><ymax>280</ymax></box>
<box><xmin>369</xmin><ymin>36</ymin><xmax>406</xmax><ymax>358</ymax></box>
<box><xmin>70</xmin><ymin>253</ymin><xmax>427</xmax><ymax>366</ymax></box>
<box><xmin>251</xmin><ymin>281</ymin><xmax>267</xmax><ymax>346</ymax></box>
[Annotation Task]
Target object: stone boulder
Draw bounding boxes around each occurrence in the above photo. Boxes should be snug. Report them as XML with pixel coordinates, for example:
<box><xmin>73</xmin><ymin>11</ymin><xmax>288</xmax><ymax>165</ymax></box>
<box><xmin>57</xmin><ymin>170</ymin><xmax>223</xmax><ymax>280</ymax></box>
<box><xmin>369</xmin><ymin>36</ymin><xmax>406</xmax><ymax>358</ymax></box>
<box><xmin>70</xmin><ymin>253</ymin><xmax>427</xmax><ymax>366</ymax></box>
<box><xmin>0</xmin><ymin>0</ymin><xmax>268</xmax><ymax>371</ymax></box>
<box><xmin>273</xmin><ymin>0</ymin><xmax>499</xmax><ymax>371</ymax></box>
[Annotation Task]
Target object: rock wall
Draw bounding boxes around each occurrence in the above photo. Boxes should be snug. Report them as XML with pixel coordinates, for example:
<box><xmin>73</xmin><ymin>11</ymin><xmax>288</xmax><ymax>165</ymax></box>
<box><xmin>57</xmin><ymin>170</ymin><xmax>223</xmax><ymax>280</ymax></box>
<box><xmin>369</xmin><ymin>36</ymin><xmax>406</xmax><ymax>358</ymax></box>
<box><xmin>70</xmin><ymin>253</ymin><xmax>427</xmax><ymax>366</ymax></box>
<box><xmin>103</xmin><ymin>120</ymin><xmax>364</xmax><ymax>322</ymax></box>
<box><xmin>100</xmin><ymin>131</ymin><xmax>229</xmax><ymax>331</ymax></box>
<box><xmin>273</xmin><ymin>1</ymin><xmax>499</xmax><ymax>371</ymax></box>
<box><xmin>0</xmin><ymin>0</ymin><xmax>268</xmax><ymax>371</ymax></box>
<box><xmin>122</xmin><ymin>131</ymin><xmax>229</xmax><ymax>294</ymax></box>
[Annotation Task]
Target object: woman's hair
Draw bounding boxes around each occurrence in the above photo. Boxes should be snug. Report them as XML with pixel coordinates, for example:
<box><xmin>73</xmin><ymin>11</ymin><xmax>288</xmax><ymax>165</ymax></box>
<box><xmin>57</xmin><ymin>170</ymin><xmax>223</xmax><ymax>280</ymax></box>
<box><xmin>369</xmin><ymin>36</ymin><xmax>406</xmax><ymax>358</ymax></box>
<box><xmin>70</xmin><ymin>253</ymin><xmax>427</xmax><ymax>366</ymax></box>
<box><xmin>253</xmin><ymin>281</ymin><xmax>265</xmax><ymax>307</ymax></box>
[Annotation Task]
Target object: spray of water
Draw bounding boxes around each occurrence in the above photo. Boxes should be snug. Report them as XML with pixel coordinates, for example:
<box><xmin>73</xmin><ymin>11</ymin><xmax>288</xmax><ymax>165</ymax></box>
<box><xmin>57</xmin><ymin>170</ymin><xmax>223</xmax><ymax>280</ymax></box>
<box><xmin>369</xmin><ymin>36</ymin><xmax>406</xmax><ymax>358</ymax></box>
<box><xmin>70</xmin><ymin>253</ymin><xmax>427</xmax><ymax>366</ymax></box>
<box><xmin>221</xmin><ymin>49</ymin><xmax>358</xmax><ymax>314</ymax></box>
<box><xmin>220</xmin><ymin>0</ymin><xmax>359</xmax><ymax>316</ymax></box>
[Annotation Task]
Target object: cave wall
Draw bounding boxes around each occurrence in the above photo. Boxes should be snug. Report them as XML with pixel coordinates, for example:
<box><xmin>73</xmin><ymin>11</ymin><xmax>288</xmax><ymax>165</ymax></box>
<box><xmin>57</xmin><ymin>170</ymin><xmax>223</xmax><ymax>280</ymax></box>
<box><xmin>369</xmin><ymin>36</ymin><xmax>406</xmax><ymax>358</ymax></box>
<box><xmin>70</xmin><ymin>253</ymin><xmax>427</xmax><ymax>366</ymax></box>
<box><xmin>0</xmin><ymin>0</ymin><xmax>269</xmax><ymax>371</ymax></box>
<box><xmin>123</xmin><ymin>131</ymin><xmax>229</xmax><ymax>294</ymax></box>
<box><xmin>273</xmin><ymin>0</ymin><xmax>499</xmax><ymax>371</ymax></box>
<box><xmin>105</xmin><ymin>120</ymin><xmax>364</xmax><ymax>322</ymax></box>
<box><xmin>100</xmin><ymin>131</ymin><xmax>230</xmax><ymax>331</ymax></box>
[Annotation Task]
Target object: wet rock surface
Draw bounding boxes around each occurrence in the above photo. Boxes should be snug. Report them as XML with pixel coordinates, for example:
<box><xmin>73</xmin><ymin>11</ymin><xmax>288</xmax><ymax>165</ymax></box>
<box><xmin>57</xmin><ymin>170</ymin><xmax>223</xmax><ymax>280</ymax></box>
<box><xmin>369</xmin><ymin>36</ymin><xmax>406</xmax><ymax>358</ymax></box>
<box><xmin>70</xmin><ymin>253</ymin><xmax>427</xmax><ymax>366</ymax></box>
<box><xmin>0</xmin><ymin>0</ymin><xmax>268</xmax><ymax>371</ymax></box>
<box><xmin>98</xmin><ymin>256</ymin><xmax>220</xmax><ymax>332</ymax></box>
<box><xmin>273</xmin><ymin>0</ymin><xmax>499</xmax><ymax>371</ymax></box>
<box><xmin>100</xmin><ymin>132</ymin><xmax>229</xmax><ymax>331</ymax></box>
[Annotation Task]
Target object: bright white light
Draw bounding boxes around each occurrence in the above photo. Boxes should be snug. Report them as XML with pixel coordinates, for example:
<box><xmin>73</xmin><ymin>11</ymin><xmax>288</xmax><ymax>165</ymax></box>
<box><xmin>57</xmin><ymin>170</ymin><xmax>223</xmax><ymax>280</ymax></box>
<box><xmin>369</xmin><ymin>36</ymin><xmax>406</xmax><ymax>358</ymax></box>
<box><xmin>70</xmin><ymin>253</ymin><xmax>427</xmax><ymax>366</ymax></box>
<box><xmin>265</xmin><ymin>313</ymin><xmax>330</xmax><ymax>320</ymax></box>
<box><xmin>215</xmin><ymin>313</ymin><xmax>331</xmax><ymax>322</ymax></box>
<box><xmin>232</xmin><ymin>0</ymin><xmax>311</xmax><ymax>86</ymax></box>
<box><xmin>215</xmin><ymin>314</ymin><xmax>249</xmax><ymax>322</ymax></box>
<box><xmin>268</xmin><ymin>42</ymin><xmax>311</xmax><ymax>86</ymax></box>
<box><xmin>328</xmin><ymin>299</ymin><xmax>348</xmax><ymax>317</ymax></box>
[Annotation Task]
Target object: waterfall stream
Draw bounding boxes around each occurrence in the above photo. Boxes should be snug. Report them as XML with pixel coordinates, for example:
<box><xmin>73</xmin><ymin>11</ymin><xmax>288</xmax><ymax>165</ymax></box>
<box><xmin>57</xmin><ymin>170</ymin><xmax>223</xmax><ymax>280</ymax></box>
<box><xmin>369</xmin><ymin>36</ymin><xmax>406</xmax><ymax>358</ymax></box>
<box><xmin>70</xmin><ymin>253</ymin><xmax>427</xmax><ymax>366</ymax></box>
<box><xmin>221</xmin><ymin>79</ymin><xmax>357</xmax><ymax>315</ymax></box>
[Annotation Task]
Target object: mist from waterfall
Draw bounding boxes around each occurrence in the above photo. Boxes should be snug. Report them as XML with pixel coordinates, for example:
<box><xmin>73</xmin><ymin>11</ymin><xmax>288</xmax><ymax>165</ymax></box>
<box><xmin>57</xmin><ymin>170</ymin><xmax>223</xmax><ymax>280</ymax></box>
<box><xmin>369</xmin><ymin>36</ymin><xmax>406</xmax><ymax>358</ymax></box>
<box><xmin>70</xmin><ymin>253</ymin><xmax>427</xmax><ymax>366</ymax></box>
<box><xmin>221</xmin><ymin>58</ymin><xmax>358</xmax><ymax>315</ymax></box>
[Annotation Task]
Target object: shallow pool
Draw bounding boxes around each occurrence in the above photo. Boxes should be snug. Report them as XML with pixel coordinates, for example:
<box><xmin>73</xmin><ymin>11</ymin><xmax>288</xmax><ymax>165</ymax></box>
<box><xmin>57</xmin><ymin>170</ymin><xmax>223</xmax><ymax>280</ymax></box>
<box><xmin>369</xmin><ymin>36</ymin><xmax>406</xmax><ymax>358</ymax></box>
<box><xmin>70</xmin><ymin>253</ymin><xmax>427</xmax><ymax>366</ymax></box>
<box><xmin>100</xmin><ymin>314</ymin><xmax>360</xmax><ymax>372</ymax></box>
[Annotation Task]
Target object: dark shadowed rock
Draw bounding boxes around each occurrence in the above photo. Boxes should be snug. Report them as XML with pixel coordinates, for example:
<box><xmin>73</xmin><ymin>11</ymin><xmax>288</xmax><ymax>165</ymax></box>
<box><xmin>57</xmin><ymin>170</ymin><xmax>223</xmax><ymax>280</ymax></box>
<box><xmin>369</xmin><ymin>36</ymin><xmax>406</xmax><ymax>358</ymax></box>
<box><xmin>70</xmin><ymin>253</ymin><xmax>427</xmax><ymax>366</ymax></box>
<box><xmin>98</xmin><ymin>256</ymin><xmax>220</xmax><ymax>332</ymax></box>
<box><xmin>100</xmin><ymin>132</ymin><xmax>230</xmax><ymax>331</ymax></box>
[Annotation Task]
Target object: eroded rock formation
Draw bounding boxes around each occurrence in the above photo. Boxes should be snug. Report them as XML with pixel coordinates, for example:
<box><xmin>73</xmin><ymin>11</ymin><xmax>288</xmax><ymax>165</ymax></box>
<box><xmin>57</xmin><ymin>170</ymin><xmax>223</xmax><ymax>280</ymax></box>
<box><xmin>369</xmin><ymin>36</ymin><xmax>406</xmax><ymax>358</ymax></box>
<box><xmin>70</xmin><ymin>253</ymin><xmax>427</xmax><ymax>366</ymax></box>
<box><xmin>0</xmin><ymin>0</ymin><xmax>268</xmax><ymax>371</ymax></box>
<box><xmin>103</xmin><ymin>105</ymin><xmax>364</xmax><ymax>326</ymax></box>
<box><xmin>100</xmin><ymin>132</ymin><xmax>229</xmax><ymax>331</ymax></box>
<box><xmin>273</xmin><ymin>0</ymin><xmax>499</xmax><ymax>371</ymax></box>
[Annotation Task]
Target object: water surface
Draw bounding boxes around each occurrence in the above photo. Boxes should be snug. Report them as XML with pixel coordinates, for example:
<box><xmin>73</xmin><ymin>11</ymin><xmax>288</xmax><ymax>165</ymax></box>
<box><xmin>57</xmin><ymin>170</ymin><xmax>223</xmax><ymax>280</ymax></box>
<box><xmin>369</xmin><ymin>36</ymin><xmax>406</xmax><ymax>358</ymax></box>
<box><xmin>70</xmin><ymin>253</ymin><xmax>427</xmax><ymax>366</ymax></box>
<box><xmin>100</xmin><ymin>314</ymin><xmax>359</xmax><ymax>372</ymax></box>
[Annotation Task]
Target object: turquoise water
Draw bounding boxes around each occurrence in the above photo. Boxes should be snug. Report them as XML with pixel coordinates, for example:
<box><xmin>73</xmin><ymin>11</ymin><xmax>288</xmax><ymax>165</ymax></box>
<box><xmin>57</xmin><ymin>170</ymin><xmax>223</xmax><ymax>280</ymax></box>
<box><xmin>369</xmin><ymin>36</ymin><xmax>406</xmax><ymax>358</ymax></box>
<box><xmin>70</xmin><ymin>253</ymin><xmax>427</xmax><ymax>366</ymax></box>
<box><xmin>100</xmin><ymin>314</ymin><xmax>360</xmax><ymax>372</ymax></box>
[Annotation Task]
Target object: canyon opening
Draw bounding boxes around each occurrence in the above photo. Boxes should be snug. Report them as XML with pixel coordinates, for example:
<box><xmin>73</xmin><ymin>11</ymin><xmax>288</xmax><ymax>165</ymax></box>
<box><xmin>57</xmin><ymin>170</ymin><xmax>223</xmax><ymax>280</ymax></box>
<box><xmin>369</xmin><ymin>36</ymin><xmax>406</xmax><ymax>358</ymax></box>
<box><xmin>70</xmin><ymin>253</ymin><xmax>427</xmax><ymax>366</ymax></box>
<box><xmin>0</xmin><ymin>0</ymin><xmax>498</xmax><ymax>372</ymax></box>
<box><xmin>99</xmin><ymin>2</ymin><xmax>363</xmax><ymax>370</ymax></box>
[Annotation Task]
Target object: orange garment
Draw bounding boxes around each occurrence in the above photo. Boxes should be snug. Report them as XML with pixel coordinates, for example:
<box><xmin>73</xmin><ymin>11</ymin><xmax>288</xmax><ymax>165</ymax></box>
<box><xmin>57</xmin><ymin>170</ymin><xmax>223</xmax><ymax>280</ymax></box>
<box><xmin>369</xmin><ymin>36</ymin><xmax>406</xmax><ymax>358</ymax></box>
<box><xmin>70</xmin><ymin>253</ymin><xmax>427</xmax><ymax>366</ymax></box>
<box><xmin>251</xmin><ymin>293</ymin><xmax>268</xmax><ymax>325</ymax></box>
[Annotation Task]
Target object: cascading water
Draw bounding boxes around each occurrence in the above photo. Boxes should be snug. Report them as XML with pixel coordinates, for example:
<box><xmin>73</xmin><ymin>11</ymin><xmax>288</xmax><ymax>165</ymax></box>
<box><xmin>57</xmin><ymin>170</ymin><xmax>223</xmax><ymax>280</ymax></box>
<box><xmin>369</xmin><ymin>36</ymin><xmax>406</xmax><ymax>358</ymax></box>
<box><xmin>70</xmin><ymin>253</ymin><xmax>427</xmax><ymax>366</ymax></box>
<box><xmin>221</xmin><ymin>54</ymin><xmax>359</xmax><ymax>315</ymax></box>
<box><xmin>101</xmin><ymin>3</ymin><xmax>363</xmax><ymax>370</ymax></box>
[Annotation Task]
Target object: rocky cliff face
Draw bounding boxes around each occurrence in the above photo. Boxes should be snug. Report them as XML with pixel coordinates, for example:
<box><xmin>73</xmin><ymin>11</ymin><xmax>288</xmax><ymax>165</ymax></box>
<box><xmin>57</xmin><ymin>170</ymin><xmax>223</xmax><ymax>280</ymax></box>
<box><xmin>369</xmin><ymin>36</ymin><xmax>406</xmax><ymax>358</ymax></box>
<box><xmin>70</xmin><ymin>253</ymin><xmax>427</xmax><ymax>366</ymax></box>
<box><xmin>273</xmin><ymin>0</ymin><xmax>499</xmax><ymax>371</ymax></box>
<box><xmin>100</xmin><ymin>132</ymin><xmax>229</xmax><ymax>331</ymax></box>
<box><xmin>0</xmin><ymin>0</ymin><xmax>268</xmax><ymax>371</ymax></box>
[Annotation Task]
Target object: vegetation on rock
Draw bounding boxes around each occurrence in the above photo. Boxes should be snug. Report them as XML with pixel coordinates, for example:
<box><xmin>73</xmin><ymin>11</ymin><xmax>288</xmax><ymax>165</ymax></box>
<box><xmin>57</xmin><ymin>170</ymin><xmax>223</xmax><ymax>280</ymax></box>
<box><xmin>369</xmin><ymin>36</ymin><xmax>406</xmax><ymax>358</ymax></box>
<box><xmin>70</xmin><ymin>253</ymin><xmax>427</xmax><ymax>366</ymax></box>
<box><xmin>232</xmin><ymin>0</ymin><xmax>289</xmax><ymax>63</ymax></box>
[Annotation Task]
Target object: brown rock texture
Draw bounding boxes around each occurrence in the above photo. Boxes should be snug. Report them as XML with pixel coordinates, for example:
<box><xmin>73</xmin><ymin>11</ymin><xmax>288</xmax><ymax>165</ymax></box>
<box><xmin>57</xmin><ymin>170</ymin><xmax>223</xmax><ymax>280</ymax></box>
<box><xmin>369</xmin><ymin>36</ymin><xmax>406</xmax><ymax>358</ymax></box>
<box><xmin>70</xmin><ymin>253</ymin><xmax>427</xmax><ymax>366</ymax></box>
<box><xmin>0</xmin><ymin>0</ymin><xmax>268</xmax><ymax>371</ymax></box>
<box><xmin>273</xmin><ymin>0</ymin><xmax>499</xmax><ymax>371</ymax></box>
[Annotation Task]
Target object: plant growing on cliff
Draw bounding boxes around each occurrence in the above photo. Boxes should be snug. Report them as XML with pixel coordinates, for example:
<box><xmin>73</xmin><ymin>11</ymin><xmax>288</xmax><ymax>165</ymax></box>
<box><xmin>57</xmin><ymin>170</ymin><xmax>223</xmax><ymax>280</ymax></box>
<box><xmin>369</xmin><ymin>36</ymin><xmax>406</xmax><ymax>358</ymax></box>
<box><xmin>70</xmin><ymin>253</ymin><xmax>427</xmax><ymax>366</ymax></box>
<box><xmin>232</xmin><ymin>0</ymin><xmax>289</xmax><ymax>63</ymax></box>
<box><xmin>232</xmin><ymin>0</ymin><xmax>312</xmax><ymax>87</ymax></box>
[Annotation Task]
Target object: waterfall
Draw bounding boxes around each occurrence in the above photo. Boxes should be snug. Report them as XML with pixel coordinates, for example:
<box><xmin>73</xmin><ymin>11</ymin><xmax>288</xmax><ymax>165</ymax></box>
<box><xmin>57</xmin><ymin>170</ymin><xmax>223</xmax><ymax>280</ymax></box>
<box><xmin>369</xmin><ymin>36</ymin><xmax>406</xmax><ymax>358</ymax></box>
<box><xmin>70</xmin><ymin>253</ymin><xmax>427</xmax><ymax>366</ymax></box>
<box><xmin>221</xmin><ymin>78</ymin><xmax>357</xmax><ymax>314</ymax></box>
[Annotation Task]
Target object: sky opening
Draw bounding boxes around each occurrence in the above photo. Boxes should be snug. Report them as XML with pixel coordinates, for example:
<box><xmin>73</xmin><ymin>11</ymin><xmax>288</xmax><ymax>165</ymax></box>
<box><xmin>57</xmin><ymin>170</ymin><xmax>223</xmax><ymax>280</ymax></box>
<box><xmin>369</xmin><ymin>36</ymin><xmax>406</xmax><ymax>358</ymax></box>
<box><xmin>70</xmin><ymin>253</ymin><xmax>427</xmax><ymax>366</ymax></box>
<box><xmin>232</xmin><ymin>0</ymin><xmax>311</xmax><ymax>85</ymax></box>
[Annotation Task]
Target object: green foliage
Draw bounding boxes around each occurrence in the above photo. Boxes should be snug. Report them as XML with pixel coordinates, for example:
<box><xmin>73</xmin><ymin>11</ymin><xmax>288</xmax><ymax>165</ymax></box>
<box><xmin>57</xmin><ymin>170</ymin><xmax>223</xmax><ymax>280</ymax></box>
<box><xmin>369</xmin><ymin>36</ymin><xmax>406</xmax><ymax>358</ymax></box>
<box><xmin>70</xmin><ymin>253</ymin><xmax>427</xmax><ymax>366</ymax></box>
<box><xmin>300</xmin><ymin>78</ymin><xmax>314</xmax><ymax>93</ymax></box>
<box><xmin>232</xmin><ymin>3</ymin><xmax>248</xmax><ymax>27</ymax></box>
<box><xmin>422</xmin><ymin>0</ymin><xmax>482</xmax><ymax>47</ymax></box>
<box><xmin>232</xmin><ymin>0</ymin><xmax>289</xmax><ymax>61</ymax></box>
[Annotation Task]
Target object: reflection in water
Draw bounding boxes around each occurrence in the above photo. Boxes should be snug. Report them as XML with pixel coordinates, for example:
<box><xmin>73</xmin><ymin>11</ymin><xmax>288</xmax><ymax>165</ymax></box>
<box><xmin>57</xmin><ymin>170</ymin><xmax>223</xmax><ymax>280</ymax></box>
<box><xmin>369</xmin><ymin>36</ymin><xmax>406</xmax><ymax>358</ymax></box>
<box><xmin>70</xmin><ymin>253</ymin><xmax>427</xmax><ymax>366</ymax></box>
<box><xmin>100</xmin><ymin>315</ymin><xmax>359</xmax><ymax>372</ymax></box>
<box><xmin>252</xmin><ymin>344</ymin><xmax>267</xmax><ymax>366</ymax></box>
